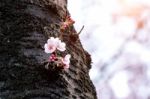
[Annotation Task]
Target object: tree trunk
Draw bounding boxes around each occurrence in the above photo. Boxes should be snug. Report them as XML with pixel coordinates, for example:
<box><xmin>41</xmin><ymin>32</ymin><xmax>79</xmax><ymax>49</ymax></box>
<box><xmin>0</xmin><ymin>0</ymin><xmax>97</xmax><ymax>99</ymax></box>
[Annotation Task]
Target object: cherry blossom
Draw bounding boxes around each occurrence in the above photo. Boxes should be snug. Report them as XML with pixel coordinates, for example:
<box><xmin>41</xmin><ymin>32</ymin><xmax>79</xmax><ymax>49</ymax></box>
<box><xmin>44</xmin><ymin>37</ymin><xmax>59</xmax><ymax>53</ymax></box>
<box><xmin>57</xmin><ymin>40</ymin><xmax>66</xmax><ymax>52</ymax></box>
<box><xmin>62</xmin><ymin>54</ymin><xmax>71</xmax><ymax>69</ymax></box>
<box><xmin>44</xmin><ymin>15</ymin><xmax>73</xmax><ymax>70</ymax></box>
<box><xmin>44</xmin><ymin>37</ymin><xmax>66</xmax><ymax>53</ymax></box>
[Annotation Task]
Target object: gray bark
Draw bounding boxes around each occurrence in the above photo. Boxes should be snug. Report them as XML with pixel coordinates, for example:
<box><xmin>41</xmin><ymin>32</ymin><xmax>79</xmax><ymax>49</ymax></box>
<box><xmin>0</xmin><ymin>0</ymin><xmax>97</xmax><ymax>99</ymax></box>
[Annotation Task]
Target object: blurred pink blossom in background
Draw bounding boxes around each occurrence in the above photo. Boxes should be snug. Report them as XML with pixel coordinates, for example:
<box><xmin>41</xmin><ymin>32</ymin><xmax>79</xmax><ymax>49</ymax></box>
<box><xmin>68</xmin><ymin>0</ymin><xmax>150</xmax><ymax>99</ymax></box>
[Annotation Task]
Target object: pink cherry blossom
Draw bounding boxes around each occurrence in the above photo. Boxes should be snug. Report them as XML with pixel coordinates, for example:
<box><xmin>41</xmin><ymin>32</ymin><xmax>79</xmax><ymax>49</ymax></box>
<box><xmin>44</xmin><ymin>37</ymin><xmax>57</xmax><ymax>53</ymax></box>
<box><xmin>64</xmin><ymin>64</ymin><xmax>70</xmax><ymax>69</ymax></box>
<box><xmin>62</xmin><ymin>54</ymin><xmax>71</xmax><ymax>69</ymax></box>
<box><xmin>44</xmin><ymin>43</ymin><xmax>56</xmax><ymax>53</ymax></box>
<box><xmin>44</xmin><ymin>37</ymin><xmax>71</xmax><ymax>70</ymax></box>
<box><xmin>44</xmin><ymin>37</ymin><xmax>59</xmax><ymax>53</ymax></box>
<box><xmin>44</xmin><ymin>37</ymin><xmax>66</xmax><ymax>53</ymax></box>
<box><xmin>57</xmin><ymin>40</ymin><xmax>66</xmax><ymax>52</ymax></box>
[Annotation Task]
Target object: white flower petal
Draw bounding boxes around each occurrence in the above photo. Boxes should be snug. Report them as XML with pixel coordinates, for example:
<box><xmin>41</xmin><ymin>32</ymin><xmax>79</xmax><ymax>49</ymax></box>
<box><xmin>48</xmin><ymin>37</ymin><xmax>54</xmax><ymax>42</ymax></box>
<box><xmin>44</xmin><ymin>44</ymin><xmax>51</xmax><ymax>53</ymax></box>
<box><xmin>55</xmin><ymin>37</ymin><xmax>60</xmax><ymax>41</ymax></box>
<box><xmin>64</xmin><ymin>64</ymin><xmax>70</xmax><ymax>69</ymax></box>
<box><xmin>48</xmin><ymin>39</ymin><xmax>56</xmax><ymax>45</ymax></box>
<box><xmin>65</xmin><ymin>54</ymin><xmax>71</xmax><ymax>60</ymax></box>
<box><xmin>57</xmin><ymin>42</ymin><xmax>66</xmax><ymax>51</ymax></box>
<box><xmin>62</xmin><ymin>54</ymin><xmax>71</xmax><ymax>65</ymax></box>
<box><xmin>44</xmin><ymin>43</ymin><xmax>56</xmax><ymax>53</ymax></box>
<box><xmin>49</xmin><ymin>46</ymin><xmax>56</xmax><ymax>53</ymax></box>
<box><xmin>50</xmin><ymin>37</ymin><xmax>55</xmax><ymax>40</ymax></box>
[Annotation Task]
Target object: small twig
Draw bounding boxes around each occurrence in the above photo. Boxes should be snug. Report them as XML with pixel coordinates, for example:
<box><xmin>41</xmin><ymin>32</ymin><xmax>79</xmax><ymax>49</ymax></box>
<box><xmin>78</xmin><ymin>25</ymin><xmax>84</xmax><ymax>35</ymax></box>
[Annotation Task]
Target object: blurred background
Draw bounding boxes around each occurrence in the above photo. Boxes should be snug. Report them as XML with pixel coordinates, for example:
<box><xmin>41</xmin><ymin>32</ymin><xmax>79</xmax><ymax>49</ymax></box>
<box><xmin>68</xmin><ymin>0</ymin><xmax>150</xmax><ymax>99</ymax></box>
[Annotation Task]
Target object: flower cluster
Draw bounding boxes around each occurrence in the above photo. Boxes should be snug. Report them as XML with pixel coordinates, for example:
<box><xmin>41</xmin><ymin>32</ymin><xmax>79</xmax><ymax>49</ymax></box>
<box><xmin>44</xmin><ymin>37</ymin><xmax>71</xmax><ymax>69</ymax></box>
<box><xmin>44</xmin><ymin>15</ymin><xmax>75</xmax><ymax>70</ymax></box>
<box><xmin>44</xmin><ymin>37</ymin><xmax>66</xmax><ymax>53</ymax></box>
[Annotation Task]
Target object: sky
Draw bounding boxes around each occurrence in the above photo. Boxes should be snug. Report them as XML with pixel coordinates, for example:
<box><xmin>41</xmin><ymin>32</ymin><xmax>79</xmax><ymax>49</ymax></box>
<box><xmin>68</xmin><ymin>0</ymin><xmax>150</xmax><ymax>99</ymax></box>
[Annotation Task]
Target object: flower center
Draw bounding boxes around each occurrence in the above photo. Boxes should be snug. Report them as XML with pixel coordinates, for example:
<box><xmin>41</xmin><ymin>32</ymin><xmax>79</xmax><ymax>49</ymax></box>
<box><xmin>48</xmin><ymin>46</ymin><xmax>53</xmax><ymax>50</ymax></box>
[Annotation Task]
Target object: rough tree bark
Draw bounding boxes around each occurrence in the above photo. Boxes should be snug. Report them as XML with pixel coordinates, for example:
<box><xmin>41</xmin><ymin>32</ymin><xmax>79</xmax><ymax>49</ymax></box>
<box><xmin>0</xmin><ymin>0</ymin><xmax>97</xmax><ymax>99</ymax></box>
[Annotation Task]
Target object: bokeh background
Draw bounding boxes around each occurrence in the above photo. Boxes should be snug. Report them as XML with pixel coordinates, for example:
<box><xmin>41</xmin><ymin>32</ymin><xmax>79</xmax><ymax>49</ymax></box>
<box><xmin>68</xmin><ymin>0</ymin><xmax>150</xmax><ymax>99</ymax></box>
